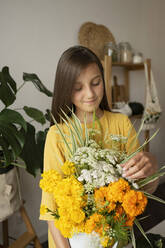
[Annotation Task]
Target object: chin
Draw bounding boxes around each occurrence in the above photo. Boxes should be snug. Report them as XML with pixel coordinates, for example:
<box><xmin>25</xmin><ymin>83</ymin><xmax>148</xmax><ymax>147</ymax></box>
<box><xmin>84</xmin><ymin>106</ymin><xmax>98</xmax><ymax>113</ymax></box>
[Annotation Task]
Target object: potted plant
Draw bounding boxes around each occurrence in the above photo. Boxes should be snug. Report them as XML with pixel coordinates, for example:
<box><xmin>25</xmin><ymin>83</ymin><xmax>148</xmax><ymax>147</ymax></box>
<box><xmin>0</xmin><ymin>66</ymin><xmax>52</xmax><ymax>221</ymax></box>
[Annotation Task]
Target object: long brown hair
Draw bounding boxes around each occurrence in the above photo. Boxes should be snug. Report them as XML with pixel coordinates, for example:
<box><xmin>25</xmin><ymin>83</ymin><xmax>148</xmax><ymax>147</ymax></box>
<box><xmin>51</xmin><ymin>45</ymin><xmax>110</xmax><ymax>124</ymax></box>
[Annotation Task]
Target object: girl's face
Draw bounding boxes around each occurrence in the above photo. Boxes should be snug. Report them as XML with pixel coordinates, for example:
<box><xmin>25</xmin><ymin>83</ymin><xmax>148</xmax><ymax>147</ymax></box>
<box><xmin>71</xmin><ymin>63</ymin><xmax>104</xmax><ymax>120</ymax></box>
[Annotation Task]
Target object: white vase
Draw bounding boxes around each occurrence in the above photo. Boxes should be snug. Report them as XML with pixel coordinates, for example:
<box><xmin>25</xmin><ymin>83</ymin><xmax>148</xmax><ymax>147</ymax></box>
<box><xmin>69</xmin><ymin>232</ymin><xmax>103</xmax><ymax>248</ymax></box>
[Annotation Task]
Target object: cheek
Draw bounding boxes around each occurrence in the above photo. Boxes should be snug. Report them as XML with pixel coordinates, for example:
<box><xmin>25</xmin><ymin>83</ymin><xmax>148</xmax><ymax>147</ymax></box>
<box><xmin>97</xmin><ymin>84</ymin><xmax>104</xmax><ymax>98</ymax></box>
<box><xmin>71</xmin><ymin>91</ymin><xmax>80</xmax><ymax>104</ymax></box>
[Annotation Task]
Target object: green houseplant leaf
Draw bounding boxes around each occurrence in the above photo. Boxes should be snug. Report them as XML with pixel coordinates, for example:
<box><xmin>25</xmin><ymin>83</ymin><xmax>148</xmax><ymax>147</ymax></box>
<box><xmin>0</xmin><ymin>66</ymin><xmax>17</xmax><ymax>107</ymax></box>
<box><xmin>0</xmin><ymin>109</ymin><xmax>27</xmax><ymax>166</ymax></box>
<box><xmin>23</xmin><ymin>73</ymin><xmax>53</xmax><ymax>97</ymax></box>
<box><xmin>36</xmin><ymin>129</ymin><xmax>48</xmax><ymax>173</ymax></box>
<box><xmin>0</xmin><ymin>108</ymin><xmax>27</xmax><ymax>130</ymax></box>
<box><xmin>0</xmin><ymin>66</ymin><xmax>52</xmax><ymax>176</ymax></box>
<box><xmin>23</xmin><ymin>106</ymin><xmax>46</xmax><ymax>125</ymax></box>
<box><xmin>19</xmin><ymin>123</ymin><xmax>47</xmax><ymax>176</ymax></box>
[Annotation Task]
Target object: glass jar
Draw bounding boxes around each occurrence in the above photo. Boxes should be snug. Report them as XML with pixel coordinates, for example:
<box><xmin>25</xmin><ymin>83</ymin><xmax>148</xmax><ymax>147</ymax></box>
<box><xmin>118</xmin><ymin>42</ymin><xmax>133</xmax><ymax>63</ymax></box>
<box><xmin>133</xmin><ymin>52</ymin><xmax>143</xmax><ymax>63</ymax></box>
<box><xmin>104</xmin><ymin>42</ymin><xmax>118</xmax><ymax>62</ymax></box>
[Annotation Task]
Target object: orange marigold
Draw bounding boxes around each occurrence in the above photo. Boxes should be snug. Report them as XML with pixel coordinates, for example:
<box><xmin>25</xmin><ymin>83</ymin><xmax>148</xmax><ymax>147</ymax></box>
<box><xmin>94</xmin><ymin>186</ymin><xmax>107</xmax><ymax>208</ymax></box>
<box><xmin>106</xmin><ymin>178</ymin><xmax>130</xmax><ymax>203</ymax></box>
<box><xmin>107</xmin><ymin>201</ymin><xmax>116</xmax><ymax>213</ymax></box>
<box><xmin>85</xmin><ymin>213</ymin><xmax>102</xmax><ymax>234</ymax></box>
<box><xmin>114</xmin><ymin>205</ymin><xmax>124</xmax><ymax>221</ymax></box>
<box><xmin>122</xmin><ymin>190</ymin><xmax>148</xmax><ymax>217</ymax></box>
<box><xmin>94</xmin><ymin>186</ymin><xmax>116</xmax><ymax>213</ymax></box>
<box><xmin>125</xmin><ymin>214</ymin><xmax>135</xmax><ymax>226</ymax></box>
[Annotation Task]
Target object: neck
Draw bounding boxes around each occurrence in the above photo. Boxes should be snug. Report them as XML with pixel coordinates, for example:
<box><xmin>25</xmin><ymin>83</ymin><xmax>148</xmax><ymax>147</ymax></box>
<box><xmin>75</xmin><ymin>108</ymin><xmax>104</xmax><ymax>123</ymax></box>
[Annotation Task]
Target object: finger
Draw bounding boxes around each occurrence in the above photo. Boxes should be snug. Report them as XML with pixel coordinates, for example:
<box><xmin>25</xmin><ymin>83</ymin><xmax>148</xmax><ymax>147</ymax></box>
<box><xmin>122</xmin><ymin>157</ymin><xmax>146</xmax><ymax>177</ymax></box>
<box><xmin>126</xmin><ymin>166</ymin><xmax>150</xmax><ymax>179</ymax></box>
<box><xmin>125</xmin><ymin>162</ymin><xmax>154</xmax><ymax>179</ymax></box>
<box><xmin>121</xmin><ymin>152</ymin><xmax>144</xmax><ymax>171</ymax></box>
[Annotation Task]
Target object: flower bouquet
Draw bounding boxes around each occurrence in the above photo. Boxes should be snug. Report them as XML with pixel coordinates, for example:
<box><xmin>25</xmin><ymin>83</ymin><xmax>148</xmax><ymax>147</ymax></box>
<box><xmin>40</xmin><ymin>111</ymin><xmax>165</xmax><ymax>248</ymax></box>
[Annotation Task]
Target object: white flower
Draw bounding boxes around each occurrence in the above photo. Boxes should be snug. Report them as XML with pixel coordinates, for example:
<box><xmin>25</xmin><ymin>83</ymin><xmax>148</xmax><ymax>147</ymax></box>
<box><xmin>116</xmin><ymin>164</ymin><xmax>123</xmax><ymax>174</ymax></box>
<box><xmin>102</xmin><ymin>164</ymin><xmax>110</xmax><ymax>172</ymax></box>
<box><xmin>106</xmin><ymin>175</ymin><xmax>117</xmax><ymax>184</ymax></box>
<box><xmin>106</xmin><ymin>155</ymin><xmax>116</xmax><ymax>165</ymax></box>
<box><xmin>73</xmin><ymin>142</ymin><xmax>138</xmax><ymax>189</ymax></box>
<box><xmin>91</xmin><ymin>170</ymin><xmax>98</xmax><ymax>179</ymax></box>
<box><xmin>78</xmin><ymin>169</ymin><xmax>92</xmax><ymax>183</ymax></box>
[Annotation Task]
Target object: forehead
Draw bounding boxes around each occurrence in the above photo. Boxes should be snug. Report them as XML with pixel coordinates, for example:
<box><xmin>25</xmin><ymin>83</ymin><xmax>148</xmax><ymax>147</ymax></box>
<box><xmin>76</xmin><ymin>63</ymin><xmax>101</xmax><ymax>82</ymax></box>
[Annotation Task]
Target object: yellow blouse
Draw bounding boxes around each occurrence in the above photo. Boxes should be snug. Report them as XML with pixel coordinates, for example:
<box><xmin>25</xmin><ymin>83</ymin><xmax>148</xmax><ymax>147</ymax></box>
<box><xmin>40</xmin><ymin>111</ymin><xmax>139</xmax><ymax>248</ymax></box>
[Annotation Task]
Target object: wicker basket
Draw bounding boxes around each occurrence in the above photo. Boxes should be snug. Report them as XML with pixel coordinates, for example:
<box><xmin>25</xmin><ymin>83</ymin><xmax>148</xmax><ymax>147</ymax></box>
<box><xmin>78</xmin><ymin>22</ymin><xmax>116</xmax><ymax>60</ymax></box>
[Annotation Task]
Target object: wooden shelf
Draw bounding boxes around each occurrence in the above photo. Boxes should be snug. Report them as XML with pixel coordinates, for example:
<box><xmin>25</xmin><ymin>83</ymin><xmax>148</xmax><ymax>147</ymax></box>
<box><xmin>112</xmin><ymin>62</ymin><xmax>144</xmax><ymax>70</ymax></box>
<box><xmin>130</xmin><ymin>114</ymin><xmax>143</xmax><ymax>119</ymax></box>
<box><xmin>103</xmin><ymin>55</ymin><xmax>151</xmax><ymax>151</ymax></box>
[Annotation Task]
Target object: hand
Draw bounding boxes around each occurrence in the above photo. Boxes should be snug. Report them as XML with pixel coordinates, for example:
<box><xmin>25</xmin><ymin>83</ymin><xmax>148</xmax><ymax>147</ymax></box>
<box><xmin>121</xmin><ymin>151</ymin><xmax>158</xmax><ymax>180</ymax></box>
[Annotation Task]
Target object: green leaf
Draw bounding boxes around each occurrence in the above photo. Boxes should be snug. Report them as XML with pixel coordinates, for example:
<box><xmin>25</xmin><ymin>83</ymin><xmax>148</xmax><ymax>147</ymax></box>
<box><xmin>0</xmin><ymin>137</ymin><xmax>14</xmax><ymax>166</ymax></box>
<box><xmin>0</xmin><ymin>66</ymin><xmax>17</xmax><ymax>107</ymax></box>
<box><xmin>45</xmin><ymin>109</ymin><xmax>52</xmax><ymax>122</ymax></box>
<box><xmin>23</xmin><ymin>73</ymin><xmax>53</xmax><ymax>97</ymax></box>
<box><xmin>60</xmin><ymin>108</ymin><xmax>84</xmax><ymax>147</ymax></box>
<box><xmin>51</xmin><ymin>113</ymin><xmax>73</xmax><ymax>156</ymax></box>
<box><xmin>122</xmin><ymin>129</ymin><xmax>159</xmax><ymax>164</ymax></box>
<box><xmin>134</xmin><ymin>219</ymin><xmax>153</xmax><ymax>248</ymax></box>
<box><xmin>36</xmin><ymin>129</ymin><xmax>48</xmax><ymax>173</ymax></box>
<box><xmin>0</xmin><ymin>109</ymin><xmax>27</xmax><ymax>166</ymax></box>
<box><xmin>138</xmin><ymin>166</ymin><xmax>165</xmax><ymax>188</ymax></box>
<box><xmin>130</xmin><ymin>227</ymin><xmax>136</xmax><ymax>248</ymax></box>
<box><xmin>0</xmin><ymin>109</ymin><xmax>27</xmax><ymax>131</ymax></box>
<box><xmin>59</xmin><ymin>115</ymin><xmax>77</xmax><ymax>154</ymax></box>
<box><xmin>144</xmin><ymin>191</ymin><xmax>165</xmax><ymax>204</ymax></box>
<box><xmin>19</xmin><ymin>123</ymin><xmax>46</xmax><ymax>176</ymax></box>
<box><xmin>23</xmin><ymin>106</ymin><xmax>46</xmax><ymax>125</ymax></box>
<box><xmin>84</xmin><ymin>114</ymin><xmax>89</xmax><ymax>146</ymax></box>
<box><xmin>2</xmin><ymin>66</ymin><xmax>17</xmax><ymax>93</ymax></box>
<box><xmin>0</xmin><ymin>122</ymin><xmax>25</xmax><ymax>165</ymax></box>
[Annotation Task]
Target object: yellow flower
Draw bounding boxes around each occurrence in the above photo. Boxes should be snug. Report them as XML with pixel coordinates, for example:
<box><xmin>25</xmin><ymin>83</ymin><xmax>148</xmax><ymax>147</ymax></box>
<box><xmin>55</xmin><ymin>218</ymin><xmax>73</xmax><ymax>238</ymax></box>
<box><xmin>107</xmin><ymin>178</ymin><xmax>130</xmax><ymax>203</ymax></box>
<box><xmin>53</xmin><ymin>176</ymin><xmax>84</xmax><ymax>208</ymax></box>
<box><xmin>51</xmin><ymin>175</ymin><xmax>85</xmax><ymax>238</ymax></box>
<box><xmin>61</xmin><ymin>160</ymin><xmax>76</xmax><ymax>175</ymax></box>
<box><xmin>122</xmin><ymin>190</ymin><xmax>148</xmax><ymax>217</ymax></box>
<box><xmin>71</xmin><ymin>209</ymin><xmax>85</xmax><ymax>223</ymax></box>
<box><xmin>39</xmin><ymin>169</ymin><xmax>62</xmax><ymax>193</ymax></box>
<box><xmin>54</xmin><ymin>213</ymin><xmax>85</xmax><ymax>238</ymax></box>
<box><xmin>101</xmin><ymin>237</ymin><xmax>110</xmax><ymax>247</ymax></box>
<box><xmin>40</xmin><ymin>205</ymin><xmax>48</xmax><ymax>215</ymax></box>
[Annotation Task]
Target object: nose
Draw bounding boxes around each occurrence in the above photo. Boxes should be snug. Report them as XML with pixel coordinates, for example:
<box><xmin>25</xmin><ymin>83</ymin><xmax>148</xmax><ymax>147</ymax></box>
<box><xmin>85</xmin><ymin>86</ymin><xmax>95</xmax><ymax>98</ymax></box>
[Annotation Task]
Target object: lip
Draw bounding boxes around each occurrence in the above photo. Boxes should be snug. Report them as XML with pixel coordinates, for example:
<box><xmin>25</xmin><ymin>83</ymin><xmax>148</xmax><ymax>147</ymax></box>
<box><xmin>83</xmin><ymin>99</ymin><xmax>97</xmax><ymax>104</ymax></box>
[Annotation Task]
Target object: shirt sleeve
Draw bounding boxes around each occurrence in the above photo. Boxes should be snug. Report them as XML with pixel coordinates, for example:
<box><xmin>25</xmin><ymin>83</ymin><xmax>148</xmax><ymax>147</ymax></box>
<box><xmin>40</xmin><ymin>126</ymin><xmax>65</xmax><ymax>221</ymax></box>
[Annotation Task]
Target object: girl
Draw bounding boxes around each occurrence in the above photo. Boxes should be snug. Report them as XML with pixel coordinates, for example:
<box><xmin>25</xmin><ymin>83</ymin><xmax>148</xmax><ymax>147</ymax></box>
<box><xmin>40</xmin><ymin>46</ymin><xmax>158</xmax><ymax>248</ymax></box>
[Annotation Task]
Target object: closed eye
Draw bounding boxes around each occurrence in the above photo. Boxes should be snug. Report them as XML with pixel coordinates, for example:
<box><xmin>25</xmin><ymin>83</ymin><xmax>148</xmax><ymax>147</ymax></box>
<box><xmin>91</xmin><ymin>80</ymin><xmax>101</xmax><ymax>86</ymax></box>
<box><xmin>73</xmin><ymin>86</ymin><xmax>82</xmax><ymax>91</ymax></box>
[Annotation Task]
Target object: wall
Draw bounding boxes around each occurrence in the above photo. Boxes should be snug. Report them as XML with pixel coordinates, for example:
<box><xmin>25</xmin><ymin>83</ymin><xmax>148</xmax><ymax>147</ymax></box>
<box><xmin>0</xmin><ymin>0</ymin><xmax>164</xmax><ymax>243</ymax></box>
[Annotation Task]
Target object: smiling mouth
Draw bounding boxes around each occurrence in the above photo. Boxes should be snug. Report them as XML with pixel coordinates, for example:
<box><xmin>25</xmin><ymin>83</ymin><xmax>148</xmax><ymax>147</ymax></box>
<box><xmin>84</xmin><ymin>99</ymin><xmax>97</xmax><ymax>104</ymax></box>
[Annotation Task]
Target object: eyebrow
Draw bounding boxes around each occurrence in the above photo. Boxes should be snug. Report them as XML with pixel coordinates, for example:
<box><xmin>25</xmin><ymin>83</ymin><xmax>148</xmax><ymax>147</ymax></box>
<box><xmin>75</xmin><ymin>74</ymin><xmax>101</xmax><ymax>84</ymax></box>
